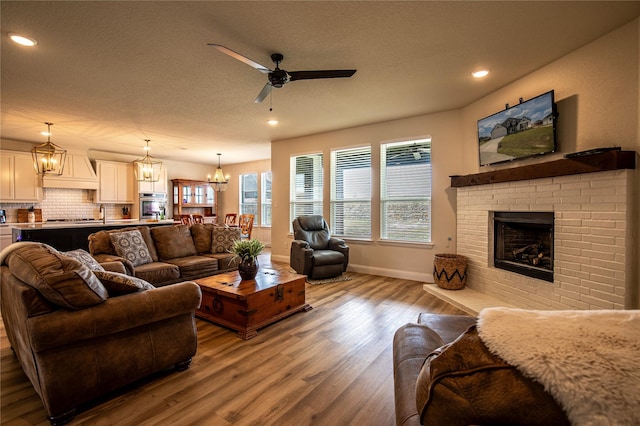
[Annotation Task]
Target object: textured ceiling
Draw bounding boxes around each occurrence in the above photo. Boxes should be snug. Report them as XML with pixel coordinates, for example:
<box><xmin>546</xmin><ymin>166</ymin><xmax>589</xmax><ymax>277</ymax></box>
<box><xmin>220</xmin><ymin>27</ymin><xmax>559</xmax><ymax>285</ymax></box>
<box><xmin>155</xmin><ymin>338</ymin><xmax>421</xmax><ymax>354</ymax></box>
<box><xmin>2</xmin><ymin>1</ymin><xmax>639</xmax><ymax>166</ymax></box>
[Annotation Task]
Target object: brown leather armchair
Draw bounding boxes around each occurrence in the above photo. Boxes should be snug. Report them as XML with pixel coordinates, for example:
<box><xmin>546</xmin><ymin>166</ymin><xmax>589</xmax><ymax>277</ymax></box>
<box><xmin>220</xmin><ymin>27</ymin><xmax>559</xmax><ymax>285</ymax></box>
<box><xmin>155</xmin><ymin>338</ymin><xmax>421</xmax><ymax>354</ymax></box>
<box><xmin>290</xmin><ymin>215</ymin><xmax>349</xmax><ymax>280</ymax></box>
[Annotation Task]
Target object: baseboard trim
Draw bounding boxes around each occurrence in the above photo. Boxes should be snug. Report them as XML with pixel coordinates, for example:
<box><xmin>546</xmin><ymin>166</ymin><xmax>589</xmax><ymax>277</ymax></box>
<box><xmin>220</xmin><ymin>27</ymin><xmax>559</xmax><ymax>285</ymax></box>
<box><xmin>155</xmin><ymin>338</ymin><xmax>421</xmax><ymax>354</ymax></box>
<box><xmin>270</xmin><ymin>254</ymin><xmax>433</xmax><ymax>283</ymax></box>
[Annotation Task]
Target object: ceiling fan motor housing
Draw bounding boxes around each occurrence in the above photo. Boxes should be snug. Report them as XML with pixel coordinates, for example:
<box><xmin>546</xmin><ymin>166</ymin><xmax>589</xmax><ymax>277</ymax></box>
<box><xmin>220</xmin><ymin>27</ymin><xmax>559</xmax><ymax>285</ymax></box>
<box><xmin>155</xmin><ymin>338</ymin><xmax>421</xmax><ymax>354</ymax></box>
<box><xmin>269</xmin><ymin>69</ymin><xmax>289</xmax><ymax>87</ymax></box>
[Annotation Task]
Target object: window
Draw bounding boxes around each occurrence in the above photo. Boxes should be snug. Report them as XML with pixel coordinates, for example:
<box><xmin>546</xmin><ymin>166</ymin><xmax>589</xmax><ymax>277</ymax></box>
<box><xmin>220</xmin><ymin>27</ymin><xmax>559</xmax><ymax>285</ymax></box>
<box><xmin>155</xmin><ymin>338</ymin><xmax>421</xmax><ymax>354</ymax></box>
<box><xmin>261</xmin><ymin>171</ymin><xmax>272</xmax><ymax>227</ymax></box>
<box><xmin>290</xmin><ymin>153</ymin><xmax>323</xmax><ymax>223</ymax></box>
<box><xmin>330</xmin><ymin>146</ymin><xmax>371</xmax><ymax>238</ymax></box>
<box><xmin>380</xmin><ymin>138</ymin><xmax>432</xmax><ymax>242</ymax></box>
<box><xmin>239</xmin><ymin>173</ymin><xmax>258</xmax><ymax>218</ymax></box>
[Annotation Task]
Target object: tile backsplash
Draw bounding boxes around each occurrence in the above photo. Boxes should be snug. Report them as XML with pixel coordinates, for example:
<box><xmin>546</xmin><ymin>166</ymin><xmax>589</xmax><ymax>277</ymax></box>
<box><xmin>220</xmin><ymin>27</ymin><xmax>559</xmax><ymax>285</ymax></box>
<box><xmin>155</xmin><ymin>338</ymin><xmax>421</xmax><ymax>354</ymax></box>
<box><xmin>0</xmin><ymin>188</ymin><xmax>130</xmax><ymax>222</ymax></box>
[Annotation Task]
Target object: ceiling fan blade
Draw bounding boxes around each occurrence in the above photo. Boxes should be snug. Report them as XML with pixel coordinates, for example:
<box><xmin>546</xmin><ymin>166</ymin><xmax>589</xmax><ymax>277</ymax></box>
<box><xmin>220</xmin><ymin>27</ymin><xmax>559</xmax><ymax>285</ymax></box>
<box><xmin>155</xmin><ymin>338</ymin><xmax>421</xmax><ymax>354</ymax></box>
<box><xmin>255</xmin><ymin>83</ymin><xmax>272</xmax><ymax>103</ymax></box>
<box><xmin>288</xmin><ymin>70</ymin><xmax>357</xmax><ymax>81</ymax></box>
<box><xmin>208</xmin><ymin>44</ymin><xmax>271</xmax><ymax>73</ymax></box>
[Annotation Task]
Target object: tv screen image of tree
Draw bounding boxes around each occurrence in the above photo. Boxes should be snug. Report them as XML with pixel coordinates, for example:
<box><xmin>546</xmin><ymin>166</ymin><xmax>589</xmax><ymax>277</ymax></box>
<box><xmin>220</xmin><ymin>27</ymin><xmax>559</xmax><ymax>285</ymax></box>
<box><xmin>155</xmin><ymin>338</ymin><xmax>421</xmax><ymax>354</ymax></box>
<box><xmin>477</xmin><ymin>90</ymin><xmax>556</xmax><ymax>166</ymax></box>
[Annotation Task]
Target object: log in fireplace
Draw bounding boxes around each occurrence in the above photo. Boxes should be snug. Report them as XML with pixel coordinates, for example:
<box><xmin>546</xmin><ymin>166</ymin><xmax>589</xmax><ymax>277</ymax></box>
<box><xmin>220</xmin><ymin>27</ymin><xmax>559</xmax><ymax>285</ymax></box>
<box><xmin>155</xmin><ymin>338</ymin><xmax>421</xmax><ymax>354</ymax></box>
<box><xmin>493</xmin><ymin>211</ymin><xmax>554</xmax><ymax>282</ymax></box>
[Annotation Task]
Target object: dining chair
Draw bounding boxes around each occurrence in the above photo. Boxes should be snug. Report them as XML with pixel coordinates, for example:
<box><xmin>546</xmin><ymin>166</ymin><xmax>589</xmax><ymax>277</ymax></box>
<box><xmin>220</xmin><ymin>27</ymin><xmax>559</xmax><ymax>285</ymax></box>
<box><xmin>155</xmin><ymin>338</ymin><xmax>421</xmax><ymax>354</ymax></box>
<box><xmin>191</xmin><ymin>214</ymin><xmax>204</xmax><ymax>224</ymax></box>
<box><xmin>238</xmin><ymin>214</ymin><xmax>254</xmax><ymax>239</ymax></box>
<box><xmin>224</xmin><ymin>213</ymin><xmax>238</xmax><ymax>226</ymax></box>
<box><xmin>178</xmin><ymin>214</ymin><xmax>192</xmax><ymax>225</ymax></box>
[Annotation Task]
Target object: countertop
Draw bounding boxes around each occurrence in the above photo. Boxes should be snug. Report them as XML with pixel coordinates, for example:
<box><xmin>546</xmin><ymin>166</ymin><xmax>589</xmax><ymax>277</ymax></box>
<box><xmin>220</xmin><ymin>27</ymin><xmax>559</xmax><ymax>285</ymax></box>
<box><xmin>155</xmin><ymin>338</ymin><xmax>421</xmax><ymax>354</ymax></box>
<box><xmin>5</xmin><ymin>219</ymin><xmax>175</xmax><ymax>230</ymax></box>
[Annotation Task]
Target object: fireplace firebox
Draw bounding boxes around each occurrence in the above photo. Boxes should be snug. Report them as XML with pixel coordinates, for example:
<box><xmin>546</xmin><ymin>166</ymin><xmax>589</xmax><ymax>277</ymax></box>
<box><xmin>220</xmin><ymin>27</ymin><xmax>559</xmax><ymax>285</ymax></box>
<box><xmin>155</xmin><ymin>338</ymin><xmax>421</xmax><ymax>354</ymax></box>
<box><xmin>493</xmin><ymin>211</ymin><xmax>554</xmax><ymax>282</ymax></box>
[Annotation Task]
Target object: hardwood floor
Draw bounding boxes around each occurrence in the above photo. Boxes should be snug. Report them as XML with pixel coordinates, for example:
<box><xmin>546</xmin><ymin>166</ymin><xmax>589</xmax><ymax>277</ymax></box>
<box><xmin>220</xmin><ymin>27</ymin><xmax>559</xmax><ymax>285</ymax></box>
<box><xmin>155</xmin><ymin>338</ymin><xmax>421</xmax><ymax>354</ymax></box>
<box><xmin>1</xmin><ymin>254</ymin><xmax>467</xmax><ymax>426</ymax></box>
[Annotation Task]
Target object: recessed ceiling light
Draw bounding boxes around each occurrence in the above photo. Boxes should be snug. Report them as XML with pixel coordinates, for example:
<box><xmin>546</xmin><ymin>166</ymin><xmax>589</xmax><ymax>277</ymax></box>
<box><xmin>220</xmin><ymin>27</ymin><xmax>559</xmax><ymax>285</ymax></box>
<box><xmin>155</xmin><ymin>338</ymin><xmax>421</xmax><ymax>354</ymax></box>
<box><xmin>8</xmin><ymin>33</ymin><xmax>38</xmax><ymax>47</ymax></box>
<box><xmin>267</xmin><ymin>119</ymin><xmax>278</xmax><ymax>126</ymax></box>
<box><xmin>472</xmin><ymin>69</ymin><xmax>490</xmax><ymax>78</ymax></box>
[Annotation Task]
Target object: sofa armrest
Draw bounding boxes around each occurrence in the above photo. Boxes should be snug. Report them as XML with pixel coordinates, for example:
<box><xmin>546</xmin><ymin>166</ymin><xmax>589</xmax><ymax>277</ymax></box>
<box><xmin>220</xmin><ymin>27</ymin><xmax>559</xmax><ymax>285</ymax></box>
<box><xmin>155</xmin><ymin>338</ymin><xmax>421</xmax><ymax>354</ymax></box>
<box><xmin>28</xmin><ymin>282</ymin><xmax>202</xmax><ymax>352</ymax></box>
<box><xmin>92</xmin><ymin>253</ymin><xmax>134</xmax><ymax>275</ymax></box>
<box><xmin>100</xmin><ymin>261</ymin><xmax>127</xmax><ymax>274</ymax></box>
<box><xmin>328</xmin><ymin>238</ymin><xmax>349</xmax><ymax>271</ymax></box>
<box><xmin>290</xmin><ymin>240</ymin><xmax>313</xmax><ymax>275</ymax></box>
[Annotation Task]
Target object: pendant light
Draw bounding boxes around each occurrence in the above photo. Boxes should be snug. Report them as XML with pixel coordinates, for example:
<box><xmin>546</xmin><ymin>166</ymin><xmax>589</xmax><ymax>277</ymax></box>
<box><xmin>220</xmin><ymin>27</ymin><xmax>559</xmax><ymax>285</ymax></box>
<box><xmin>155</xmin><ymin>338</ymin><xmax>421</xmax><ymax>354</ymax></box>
<box><xmin>32</xmin><ymin>122</ymin><xmax>67</xmax><ymax>175</ymax></box>
<box><xmin>134</xmin><ymin>139</ymin><xmax>163</xmax><ymax>182</ymax></box>
<box><xmin>209</xmin><ymin>153</ymin><xmax>229</xmax><ymax>192</ymax></box>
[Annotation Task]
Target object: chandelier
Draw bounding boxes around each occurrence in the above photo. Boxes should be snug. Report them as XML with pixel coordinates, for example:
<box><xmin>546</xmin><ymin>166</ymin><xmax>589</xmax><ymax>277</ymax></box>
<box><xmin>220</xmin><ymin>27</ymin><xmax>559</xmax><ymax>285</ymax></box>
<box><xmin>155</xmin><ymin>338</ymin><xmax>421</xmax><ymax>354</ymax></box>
<box><xmin>133</xmin><ymin>140</ymin><xmax>163</xmax><ymax>182</ymax></box>
<box><xmin>209</xmin><ymin>153</ymin><xmax>229</xmax><ymax>192</ymax></box>
<box><xmin>32</xmin><ymin>122</ymin><xmax>67</xmax><ymax>175</ymax></box>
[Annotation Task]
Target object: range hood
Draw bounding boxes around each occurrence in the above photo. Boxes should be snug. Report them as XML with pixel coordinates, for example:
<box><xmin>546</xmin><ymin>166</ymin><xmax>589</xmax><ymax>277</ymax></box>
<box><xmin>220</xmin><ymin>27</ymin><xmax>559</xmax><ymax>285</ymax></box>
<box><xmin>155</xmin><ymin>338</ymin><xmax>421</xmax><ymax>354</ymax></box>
<box><xmin>41</xmin><ymin>149</ymin><xmax>99</xmax><ymax>190</ymax></box>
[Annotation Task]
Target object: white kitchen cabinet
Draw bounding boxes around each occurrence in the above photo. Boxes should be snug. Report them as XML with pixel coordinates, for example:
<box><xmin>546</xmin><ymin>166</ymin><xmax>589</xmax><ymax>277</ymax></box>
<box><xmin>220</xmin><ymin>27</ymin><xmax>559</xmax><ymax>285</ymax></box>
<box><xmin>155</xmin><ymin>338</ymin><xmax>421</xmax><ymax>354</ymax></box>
<box><xmin>95</xmin><ymin>161</ymin><xmax>134</xmax><ymax>203</ymax></box>
<box><xmin>0</xmin><ymin>151</ymin><xmax>42</xmax><ymax>202</ymax></box>
<box><xmin>0</xmin><ymin>227</ymin><xmax>14</xmax><ymax>251</ymax></box>
<box><xmin>137</xmin><ymin>165</ymin><xmax>168</xmax><ymax>194</ymax></box>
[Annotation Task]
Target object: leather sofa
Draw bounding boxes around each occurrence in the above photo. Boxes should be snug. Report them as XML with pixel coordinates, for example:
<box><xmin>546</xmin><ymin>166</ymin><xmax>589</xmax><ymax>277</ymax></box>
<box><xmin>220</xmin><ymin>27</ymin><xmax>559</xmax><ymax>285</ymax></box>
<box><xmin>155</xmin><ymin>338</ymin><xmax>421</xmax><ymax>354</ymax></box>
<box><xmin>0</xmin><ymin>242</ymin><xmax>202</xmax><ymax>425</ymax></box>
<box><xmin>393</xmin><ymin>313</ymin><xmax>569</xmax><ymax>426</ymax></box>
<box><xmin>88</xmin><ymin>223</ymin><xmax>241</xmax><ymax>286</ymax></box>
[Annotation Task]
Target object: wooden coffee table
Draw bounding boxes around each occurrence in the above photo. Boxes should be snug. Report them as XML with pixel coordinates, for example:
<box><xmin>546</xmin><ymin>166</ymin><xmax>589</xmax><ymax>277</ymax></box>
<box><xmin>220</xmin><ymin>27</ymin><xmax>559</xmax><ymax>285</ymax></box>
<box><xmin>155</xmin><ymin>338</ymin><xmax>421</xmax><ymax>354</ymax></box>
<box><xmin>194</xmin><ymin>269</ymin><xmax>312</xmax><ymax>339</ymax></box>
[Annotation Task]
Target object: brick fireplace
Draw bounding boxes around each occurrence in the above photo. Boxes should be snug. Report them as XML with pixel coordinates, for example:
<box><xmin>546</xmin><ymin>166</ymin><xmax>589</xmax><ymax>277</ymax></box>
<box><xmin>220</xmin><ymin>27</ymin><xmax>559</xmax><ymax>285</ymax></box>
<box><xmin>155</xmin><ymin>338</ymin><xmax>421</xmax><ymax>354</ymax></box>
<box><xmin>451</xmin><ymin>151</ymin><xmax>638</xmax><ymax>310</ymax></box>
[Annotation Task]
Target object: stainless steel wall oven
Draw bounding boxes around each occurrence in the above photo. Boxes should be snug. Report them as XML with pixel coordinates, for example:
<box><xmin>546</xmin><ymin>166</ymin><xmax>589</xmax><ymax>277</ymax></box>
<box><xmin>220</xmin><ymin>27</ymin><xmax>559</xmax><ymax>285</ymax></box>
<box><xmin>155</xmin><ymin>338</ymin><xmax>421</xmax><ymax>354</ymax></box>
<box><xmin>139</xmin><ymin>193</ymin><xmax>167</xmax><ymax>219</ymax></box>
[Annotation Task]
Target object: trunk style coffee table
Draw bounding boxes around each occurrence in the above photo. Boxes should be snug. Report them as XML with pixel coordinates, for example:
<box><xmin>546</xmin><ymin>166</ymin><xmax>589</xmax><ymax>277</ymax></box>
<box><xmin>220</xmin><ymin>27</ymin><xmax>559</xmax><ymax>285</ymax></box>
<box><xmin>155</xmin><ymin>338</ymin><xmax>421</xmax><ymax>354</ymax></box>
<box><xmin>194</xmin><ymin>269</ymin><xmax>312</xmax><ymax>339</ymax></box>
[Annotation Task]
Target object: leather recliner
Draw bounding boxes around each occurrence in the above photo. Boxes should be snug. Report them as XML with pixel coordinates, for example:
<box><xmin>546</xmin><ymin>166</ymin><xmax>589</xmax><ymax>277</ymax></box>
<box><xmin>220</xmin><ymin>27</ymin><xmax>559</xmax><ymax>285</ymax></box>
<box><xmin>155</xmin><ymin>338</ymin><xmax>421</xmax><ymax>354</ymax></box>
<box><xmin>290</xmin><ymin>215</ymin><xmax>349</xmax><ymax>280</ymax></box>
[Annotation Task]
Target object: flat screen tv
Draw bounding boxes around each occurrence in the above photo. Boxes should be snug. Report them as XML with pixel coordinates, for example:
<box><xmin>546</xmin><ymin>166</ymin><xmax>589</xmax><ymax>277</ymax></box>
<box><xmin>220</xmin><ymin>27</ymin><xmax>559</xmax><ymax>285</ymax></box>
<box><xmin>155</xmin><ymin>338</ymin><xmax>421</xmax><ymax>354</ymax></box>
<box><xmin>477</xmin><ymin>90</ymin><xmax>556</xmax><ymax>166</ymax></box>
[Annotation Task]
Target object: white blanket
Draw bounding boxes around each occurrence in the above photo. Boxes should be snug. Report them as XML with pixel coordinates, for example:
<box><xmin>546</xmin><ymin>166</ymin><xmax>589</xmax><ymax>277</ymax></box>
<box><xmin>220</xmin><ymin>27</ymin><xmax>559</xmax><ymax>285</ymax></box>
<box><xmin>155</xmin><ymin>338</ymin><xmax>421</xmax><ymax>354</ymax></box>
<box><xmin>477</xmin><ymin>307</ymin><xmax>640</xmax><ymax>426</ymax></box>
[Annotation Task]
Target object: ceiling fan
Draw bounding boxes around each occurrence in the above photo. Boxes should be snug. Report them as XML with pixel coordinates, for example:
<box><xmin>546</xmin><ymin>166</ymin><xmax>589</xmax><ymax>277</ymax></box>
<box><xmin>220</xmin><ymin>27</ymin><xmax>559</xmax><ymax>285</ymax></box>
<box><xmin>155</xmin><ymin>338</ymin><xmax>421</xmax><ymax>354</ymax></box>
<box><xmin>208</xmin><ymin>44</ymin><xmax>357</xmax><ymax>103</ymax></box>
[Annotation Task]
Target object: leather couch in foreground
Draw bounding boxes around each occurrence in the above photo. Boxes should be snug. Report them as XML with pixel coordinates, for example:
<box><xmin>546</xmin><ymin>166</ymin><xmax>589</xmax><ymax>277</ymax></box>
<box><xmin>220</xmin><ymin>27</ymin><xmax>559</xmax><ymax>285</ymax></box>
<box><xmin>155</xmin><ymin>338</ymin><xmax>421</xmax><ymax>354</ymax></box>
<box><xmin>88</xmin><ymin>223</ymin><xmax>241</xmax><ymax>286</ymax></box>
<box><xmin>393</xmin><ymin>313</ymin><xmax>570</xmax><ymax>426</ymax></box>
<box><xmin>0</xmin><ymin>242</ymin><xmax>202</xmax><ymax>425</ymax></box>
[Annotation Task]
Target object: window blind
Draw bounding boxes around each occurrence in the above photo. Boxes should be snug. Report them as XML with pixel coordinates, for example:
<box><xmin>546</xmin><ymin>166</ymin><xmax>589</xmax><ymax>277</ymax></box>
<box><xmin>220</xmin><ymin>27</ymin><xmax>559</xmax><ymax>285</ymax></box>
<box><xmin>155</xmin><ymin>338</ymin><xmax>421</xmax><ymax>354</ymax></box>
<box><xmin>380</xmin><ymin>139</ymin><xmax>432</xmax><ymax>242</ymax></box>
<box><xmin>330</xmin><ymin>146</ymin><xmax>371</xmax><ymax>238</ymax></box>
<box><xmin>290</xmin><ymin>153</ymin><xmax>323</xmax><ymax>225</ymax></box>
<box><xmin>261</xmin><ymin>171</ymin><xmax>272</xmax><ymax>227</ymax></box>
<box><xmin>240</xmin><ymin>173</ymin><xmax>258</xmax><ymax>218</ymax></box>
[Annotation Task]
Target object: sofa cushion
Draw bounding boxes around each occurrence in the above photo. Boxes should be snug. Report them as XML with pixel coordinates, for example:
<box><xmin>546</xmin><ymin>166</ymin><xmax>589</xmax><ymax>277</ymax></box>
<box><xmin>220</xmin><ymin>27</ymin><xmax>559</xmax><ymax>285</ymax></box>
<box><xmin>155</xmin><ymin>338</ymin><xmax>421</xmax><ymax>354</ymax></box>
<box><xmin>151</xmin><ymin>225</ymin><xmax>197</xmax><ymax>260</ymax></box>
<box><xmin>6</xmin><ymin>243</ymin><xmax>108</xmax><ymax>309</ymax></box>
<box><xmin>204</xmin><ymin>253</ymin><xmax>239</xmax><ymax>271</ymax></box>
<box><xmin>93</xmin><ymin>270</ymin><xmax>155</xmax><ymax>296</ymax></box>
<box><xmin>416</xmin><ymin>325</ymin><xmax>569</xmax><ymax>426</ymax></box>
<box><xmin>110</xmin><ymin>230</ymin><xmax>153</xmax><ymax>267</ymax></box>
<box><xmin>63</xmin><ymin>249</ymin><xmax>105</xmax><ymax>271</ymax></box>
<box><xmin>165</xmin><ymin>256</ymin><xmax>218</xmax><ymax>279</ymax></box>
<box><xmin>133</xmin><ymin>261</ymin><xmax>181</xmax><ymax>285</ymax></box>
<box><xmin>211</xmin><ymin>225</ymin><xmax>241</xmax><ymax>253</ymax></box>
<box><xmin>190</xmin><ymin>223</ymin><xmax>215</xmax><ymax>254</ymax></box>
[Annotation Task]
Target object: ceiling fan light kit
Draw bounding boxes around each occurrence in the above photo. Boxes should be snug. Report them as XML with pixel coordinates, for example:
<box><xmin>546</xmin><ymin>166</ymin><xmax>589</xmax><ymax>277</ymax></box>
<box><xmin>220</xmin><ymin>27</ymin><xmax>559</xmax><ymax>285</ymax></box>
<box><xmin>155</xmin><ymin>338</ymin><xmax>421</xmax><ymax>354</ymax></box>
<box><xmin>208</xmin><ymin>44</ymin><xmax>357</xmax><ymax>104</ymax></box>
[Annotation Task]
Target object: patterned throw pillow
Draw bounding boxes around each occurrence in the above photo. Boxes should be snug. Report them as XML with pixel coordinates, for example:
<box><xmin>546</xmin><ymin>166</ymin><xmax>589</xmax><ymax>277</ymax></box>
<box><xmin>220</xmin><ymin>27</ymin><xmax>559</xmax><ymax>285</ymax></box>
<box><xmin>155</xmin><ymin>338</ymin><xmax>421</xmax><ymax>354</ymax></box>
<box><xmin>63</xmin><ymin>249</ymin><xmax>105</xmax><ymax>271</ymax></box>
<box><xmin>93</xmin><ymin>270</ymin><xmax>155</xmax><ymax>296</ymax></box>
<box><xmin>109</xmin><ymin>230</ymin><xmax>153</xmax><ymax>267</ymax></box>
<box><xmin>212</xmin><ymin>226</ymin><xmax>241</xmax><ymax>253</ymax></box>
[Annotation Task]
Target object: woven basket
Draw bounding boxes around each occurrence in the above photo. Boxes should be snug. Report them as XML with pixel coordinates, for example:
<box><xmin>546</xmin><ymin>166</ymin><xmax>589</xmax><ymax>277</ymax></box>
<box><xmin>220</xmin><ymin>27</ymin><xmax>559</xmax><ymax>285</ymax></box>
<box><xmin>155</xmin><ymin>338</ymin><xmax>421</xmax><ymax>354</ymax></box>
<box><xmin>433</xmin><ymin>253</ymin><xmax>468</xmax><ymax>290</ymax></box>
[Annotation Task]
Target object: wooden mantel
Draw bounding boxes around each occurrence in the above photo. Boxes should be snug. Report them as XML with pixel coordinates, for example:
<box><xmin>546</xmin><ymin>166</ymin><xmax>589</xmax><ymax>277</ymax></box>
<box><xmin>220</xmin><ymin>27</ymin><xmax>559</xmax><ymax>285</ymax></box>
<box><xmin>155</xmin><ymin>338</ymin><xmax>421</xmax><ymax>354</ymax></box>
<box><xmin>450</xmin><ymin>150</ymin><xmax>637</xmax><ymax>188</ymax></box>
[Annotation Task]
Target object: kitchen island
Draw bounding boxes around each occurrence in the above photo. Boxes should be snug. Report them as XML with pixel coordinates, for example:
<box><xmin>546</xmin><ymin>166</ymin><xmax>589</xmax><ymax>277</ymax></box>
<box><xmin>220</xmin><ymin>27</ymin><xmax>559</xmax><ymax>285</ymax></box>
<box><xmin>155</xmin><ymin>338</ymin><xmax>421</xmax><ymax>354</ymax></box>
<box><xmin>10</xmin><ymin>219</ymin><xmax>175</xmax><ymax>252</ymax></box>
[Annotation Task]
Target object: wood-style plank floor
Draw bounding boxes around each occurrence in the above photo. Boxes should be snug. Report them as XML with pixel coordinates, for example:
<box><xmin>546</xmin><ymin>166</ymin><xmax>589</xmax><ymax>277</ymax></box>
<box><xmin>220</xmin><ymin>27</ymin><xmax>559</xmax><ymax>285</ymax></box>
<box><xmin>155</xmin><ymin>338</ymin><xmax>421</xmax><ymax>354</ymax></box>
<box><xmin>1</xmin><ymin>254</ymin><xmax>467</xmax><ymax>426</ymax></box>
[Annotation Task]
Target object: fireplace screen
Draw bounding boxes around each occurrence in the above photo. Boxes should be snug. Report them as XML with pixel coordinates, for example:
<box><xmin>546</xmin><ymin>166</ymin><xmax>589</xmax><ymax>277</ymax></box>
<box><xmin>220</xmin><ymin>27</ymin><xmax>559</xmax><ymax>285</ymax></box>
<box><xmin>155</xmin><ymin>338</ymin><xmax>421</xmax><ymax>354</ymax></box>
<box><xmin>493</xmin><ymin>211</ymin><xmax>554</xmax><ymax>282</ymax></box>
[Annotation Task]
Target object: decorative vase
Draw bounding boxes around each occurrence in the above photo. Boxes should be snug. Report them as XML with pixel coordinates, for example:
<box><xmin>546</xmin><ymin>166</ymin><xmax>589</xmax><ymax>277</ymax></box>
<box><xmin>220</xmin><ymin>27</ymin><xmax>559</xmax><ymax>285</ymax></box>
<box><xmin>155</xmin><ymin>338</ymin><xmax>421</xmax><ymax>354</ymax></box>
<box><xmin>433</xmin><ymin>253</ymin><xmax>468</xmax><ymax>290</ymax></box>
<box><xmin>238</xmin><ymin>258</ymin><xmax>259</xmax><ymax>280</ymax></box>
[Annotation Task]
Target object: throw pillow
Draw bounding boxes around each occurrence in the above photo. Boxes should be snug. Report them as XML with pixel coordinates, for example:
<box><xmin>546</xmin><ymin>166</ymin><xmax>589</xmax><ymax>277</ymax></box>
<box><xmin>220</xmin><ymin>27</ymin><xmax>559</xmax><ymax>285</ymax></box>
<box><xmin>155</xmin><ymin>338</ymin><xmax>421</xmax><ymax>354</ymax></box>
<box><xmin>416</xmin><ymin>326</ymin><xmax>569</xmax><ymax>426</ymax></box>
<box><xmin>93</xmin><ymin>270</ymin><xmax>155</xmax><ymax>296</ymax></box>
<box><xmin>211</xmin><ymin>225</ymin><xmax>241</xmax><ymax>253</ymax></box>
<box><xmin>6</xmin><ymin>243</ymin><xmax>108</xmax><ymax>309</ymax></box>
<box><xmin>63</xmin><ymin>249</ymin><xmax>105</xmax><ymax>271</ymax></box>
<box><xmin>190</xmin><ymin>223</ymin><xmax>215</xmax><ymax>254</ymax></box>
<box><xmin>109</xmin><ymin>230</ymin><xmax>153</xmax><ymax>267</ymax></box>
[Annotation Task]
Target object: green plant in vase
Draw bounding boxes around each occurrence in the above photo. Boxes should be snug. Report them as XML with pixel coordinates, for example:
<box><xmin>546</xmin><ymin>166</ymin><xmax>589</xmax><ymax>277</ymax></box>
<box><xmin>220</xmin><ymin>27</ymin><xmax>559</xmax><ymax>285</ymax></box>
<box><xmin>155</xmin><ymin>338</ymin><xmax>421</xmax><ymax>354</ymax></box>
<box><xmin>230</xmin><ymin>239</ymin><xmax>265</xmax><ymax>280</ymax></box>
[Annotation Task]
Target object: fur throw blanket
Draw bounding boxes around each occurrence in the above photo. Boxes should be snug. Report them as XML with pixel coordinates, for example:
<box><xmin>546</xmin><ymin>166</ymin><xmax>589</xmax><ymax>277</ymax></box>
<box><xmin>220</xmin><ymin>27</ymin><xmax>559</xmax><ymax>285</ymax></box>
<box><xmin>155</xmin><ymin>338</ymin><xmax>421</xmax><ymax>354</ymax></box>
<box><xmin>477</xmin><ymin>307</ymin><xmax>640</xmax><ymax>426</ymax></box>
